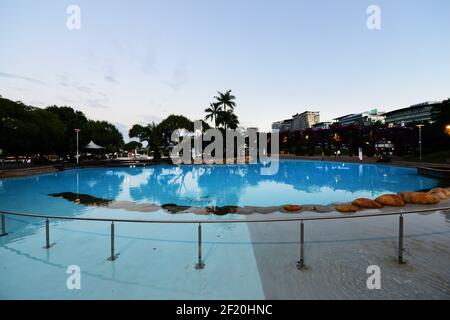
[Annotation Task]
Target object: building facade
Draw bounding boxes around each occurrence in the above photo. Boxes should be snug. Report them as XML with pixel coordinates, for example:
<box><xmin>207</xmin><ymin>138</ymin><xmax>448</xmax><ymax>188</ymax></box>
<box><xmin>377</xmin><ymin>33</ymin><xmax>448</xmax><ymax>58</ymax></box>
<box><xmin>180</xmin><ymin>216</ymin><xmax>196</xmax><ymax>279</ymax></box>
<box><xmin>384</xmin><ymin>101</ymin><xmax>443</xmax><ymax>126</ymax></box>
<box><xmin>272</xmin><ymin>111</ymin><xmax>320</xmax><ymax>132</ymax></box>
<box><xmin>312</xmin><ymin>121</ymin><xmax>332</xmax><ymax>129</ymax></box>
<box><xmin>292</xmin><ymin>111</ymin><xmax>320</xmax><ymax>130</ymax></box>
<box><xmin>333</xmin><ymin>109</ymin><xmax>385</xmax><ymax>126</ymax></box>
<box><xmin>271</xmin><ymin>119</ymin><xmax>293</xmax><ymax>132</ymax></box>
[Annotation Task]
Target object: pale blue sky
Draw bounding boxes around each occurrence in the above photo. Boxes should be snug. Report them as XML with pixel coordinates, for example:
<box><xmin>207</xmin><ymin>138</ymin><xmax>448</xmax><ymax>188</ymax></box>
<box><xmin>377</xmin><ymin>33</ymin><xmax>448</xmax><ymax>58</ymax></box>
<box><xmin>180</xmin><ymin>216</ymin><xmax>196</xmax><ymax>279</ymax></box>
<box><xmin>1</xmin><ymin>0</ymin><xmax>449</xmax><ymax>136</ymax></box>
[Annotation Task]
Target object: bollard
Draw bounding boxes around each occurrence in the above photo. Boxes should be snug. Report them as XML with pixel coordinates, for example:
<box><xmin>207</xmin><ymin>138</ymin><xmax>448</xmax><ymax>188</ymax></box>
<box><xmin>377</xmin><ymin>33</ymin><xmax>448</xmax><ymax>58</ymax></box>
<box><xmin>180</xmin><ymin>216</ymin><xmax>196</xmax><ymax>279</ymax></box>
<box><xmin>0</xmin><ymin>214</ymin><xmax>7</xmax><ymax>237</ymax></box>
<box><xmin>108</xmin><ymin>221</ymin><xmax>116</xmax><ymax>261</ymax></box>
<box><xmin>297</xmin><ymin>220</ymin><xmax>305</xmax><ymax>270</ymax></box>
<box><xmin>195</xmin><ymin>223</ymin><xmax>205</xmax><ymax>269</ymax></box>
<box><xmin>44</xmin><ymin>218</ymin><xmax>50</xmax><ymax>249</ymax></box>
<box><xmin>398</xmin><ymin>215</ymin><xmax>404</xmax><ymax>264</ymax></box>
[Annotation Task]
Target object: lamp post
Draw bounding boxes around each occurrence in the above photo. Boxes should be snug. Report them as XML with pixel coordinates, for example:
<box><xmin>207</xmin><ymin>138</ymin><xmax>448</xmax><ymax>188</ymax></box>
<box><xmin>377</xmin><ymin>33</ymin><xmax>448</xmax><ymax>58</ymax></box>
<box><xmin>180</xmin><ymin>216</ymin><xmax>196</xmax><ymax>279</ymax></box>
<box><xmin>445</xmin><ymin>124</ymin><xmax>450</xmax><ymax>136</ymax></box>
<box><xmin>74</xmin><ymin>129</ymin><xmax>81</xmax><ymax>164</ymax></box>
<box><xmin>416</xmin><ymin>124</ymin><xmax>424</xmax><ymax>161</ymax></box>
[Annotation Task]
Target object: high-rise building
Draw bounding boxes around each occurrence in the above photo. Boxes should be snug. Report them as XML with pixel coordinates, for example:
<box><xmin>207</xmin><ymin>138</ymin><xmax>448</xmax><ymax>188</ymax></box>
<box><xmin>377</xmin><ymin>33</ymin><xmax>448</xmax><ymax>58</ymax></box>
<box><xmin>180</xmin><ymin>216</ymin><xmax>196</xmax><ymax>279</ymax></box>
<box><xmin>292</xmin><ymin>111</ymin><xmax>320</xmax><ymax>130</ymax></box>
<box><xmin>312</xmin><ymin>121</ymin><xmax>332</xmax><ymax>129</ymax></box>
<box><xmin>384</xmin><ymin>101</ymin><xmax>443</xmax><ymax>126</ymax></box>
<box><xmin>333</xmin><ymin>109</ymin><xmax>385</xmax><ymax>126</ymax></box>
<box><xmin>272</xmin><ymin>111</ymin><xmax>320</xmax><ymax>132</ymax></box>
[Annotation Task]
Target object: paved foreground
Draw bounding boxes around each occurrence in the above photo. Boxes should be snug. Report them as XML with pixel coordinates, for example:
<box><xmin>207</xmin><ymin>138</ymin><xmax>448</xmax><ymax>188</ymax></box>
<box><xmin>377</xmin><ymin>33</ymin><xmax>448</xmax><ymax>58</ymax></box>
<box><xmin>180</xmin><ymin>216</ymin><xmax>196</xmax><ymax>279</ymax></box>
<box><xmin>1</xmin><ymin>205</ymin><xmax>449</xmax><ymax>299</ymax></box>
<box><xmin>247</xmin><ymin>208</ymin><xmax>450</xmax><ymax>299</ymax></box>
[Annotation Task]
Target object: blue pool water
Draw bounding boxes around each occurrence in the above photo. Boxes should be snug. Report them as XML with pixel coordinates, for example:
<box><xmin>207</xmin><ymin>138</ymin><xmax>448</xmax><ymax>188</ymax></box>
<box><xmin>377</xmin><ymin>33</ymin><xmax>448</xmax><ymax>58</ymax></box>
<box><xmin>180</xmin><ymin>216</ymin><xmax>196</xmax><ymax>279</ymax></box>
<box><xmin>0</xmin><ymin>160</ymin><xmax>449</xmax><ymax>299</ymax></box>
<box><xmin>0</xmin><ymin>160</ymin><xmax>441</xmax><ymax>213</ymax></box>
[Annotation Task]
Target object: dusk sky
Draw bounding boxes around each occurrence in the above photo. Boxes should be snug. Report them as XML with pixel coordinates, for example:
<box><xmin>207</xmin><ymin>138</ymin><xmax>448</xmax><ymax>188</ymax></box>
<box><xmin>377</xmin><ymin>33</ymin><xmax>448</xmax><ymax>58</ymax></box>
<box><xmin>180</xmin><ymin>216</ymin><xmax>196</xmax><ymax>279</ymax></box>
<box><xmin>1</xmin><ymin>0</ymin><xmax>449</xmax><ymax>138</ymax></box>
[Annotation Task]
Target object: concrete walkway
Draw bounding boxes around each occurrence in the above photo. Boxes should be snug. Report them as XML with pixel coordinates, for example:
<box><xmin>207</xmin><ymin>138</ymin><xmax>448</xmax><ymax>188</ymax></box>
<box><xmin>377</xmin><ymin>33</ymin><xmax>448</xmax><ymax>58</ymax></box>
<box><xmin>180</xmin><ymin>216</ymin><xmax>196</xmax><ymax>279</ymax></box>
<box><xmin>280</xmin><ymin>154</ymin><xmax>450</xmax><ymax>169</ymax></box>
<box><xmin>246</xmin><ymin>207</ymin><xmax>450</xmax><ymax>299</ymax></box>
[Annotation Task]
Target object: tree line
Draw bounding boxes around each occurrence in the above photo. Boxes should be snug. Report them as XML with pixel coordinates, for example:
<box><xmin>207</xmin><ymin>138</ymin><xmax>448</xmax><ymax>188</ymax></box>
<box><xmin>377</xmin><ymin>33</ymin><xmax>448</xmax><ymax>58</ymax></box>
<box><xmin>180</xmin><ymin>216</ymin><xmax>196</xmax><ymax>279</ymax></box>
<box><xmin>0</xmin><ymin>96</ymin><xmax>124</xmax><ymax>157</ymax></box>
<box><xmin>2</xmin><ymin>91</ymin><xmax>447</xmax><ymax>160</ymax></box>
<box><xmin>1</xmin><ymin>89</ymin><xmax>242</xmax><ymax>160</ymax></box>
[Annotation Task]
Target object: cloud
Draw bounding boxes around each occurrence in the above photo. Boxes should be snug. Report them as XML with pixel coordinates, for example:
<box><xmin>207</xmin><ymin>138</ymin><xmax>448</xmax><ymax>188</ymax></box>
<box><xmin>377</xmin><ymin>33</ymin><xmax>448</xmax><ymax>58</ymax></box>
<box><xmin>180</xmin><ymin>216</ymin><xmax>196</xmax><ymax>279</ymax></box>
<box><xmin>58</xmin><ymin>75</ymin><xmax>110</xmax><ymax>108</ymax></box>
<box><xmin>104</xmin><ymin>75</ymin><xmax>118</xmax><ymax>83</ymax></box>
<box><xmin>0</xmin><ymin>72</ymin><xmax>44</xmax><ymax>84</ymax></box>
<box><xmin>76</xmin><ymin>85</ymin><xmax>93</xmax><ymax>94</ymax></box>
<box><xmin>164</xmin><ymin>63</ymin><xmax>189</xmax><ymax>91</ymax></box>
<box><xmin>141</xmin><ymin>46</ymin><xmax>159</xmax><ymax>75</ymax></box>
<box><xmin>59</xmin><ymin>75</ymin><xmax>96</xmax><ymax>94</ymax></box>
<box><xmin>104</xmin><ymin>65</ymin><xmax>119</xmax><ymax>84</ymax></box>
<box><xmin>6</xmin><ymin>86</ymin><xmax>27</xmax><ymax>92</ymax></box>
<box><xmin>85</xmin><ymin>98</ymin><xmax>111</xmax><ymax>109</ymax></box>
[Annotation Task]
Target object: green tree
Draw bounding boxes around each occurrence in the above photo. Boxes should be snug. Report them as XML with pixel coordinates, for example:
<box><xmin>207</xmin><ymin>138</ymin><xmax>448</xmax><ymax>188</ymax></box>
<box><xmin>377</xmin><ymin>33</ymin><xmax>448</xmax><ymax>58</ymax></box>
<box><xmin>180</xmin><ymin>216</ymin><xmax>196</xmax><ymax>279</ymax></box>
<box><xmin>46</xmin><ymin>106</ymin><xmax>88</xmax><ymax>154</ymax></box>
<box><xmin>0</xmin><ymin>98</ymin><xmax>65</xmax><ymax>156</ymax></box>
<box><xmin>216</xmin><ymin>110</ymin><xmax>239</xmax><ymax>130</ymax></box>
<box><xmin>129</xmin><ymin>115</ymin><xmax>197</xmax><ymax>159</ymax></box>
<box><xmin>213</xmin><ymin>90</ymin><xmax>236</xmax><ymax>129</ymax></box>
<box><xmin>214</xmin><ymin>90</ymin><xmax>236</xmax><ymax>113</ymax></box>
<box><xmin>83</xmin><ymin>120</ymin><xmax>124</xmax><ymax>152</ymax></box>
<box><xmin>0</xmin><ymin>96</ymin><xmax>126</xmax><ymax>158</ymax></box>
<box><xmin>129</xmin><ymin>122</ymin><xmax>161</xmax><ymax>159</ymax></box>
<box><xmin>204</xmin><ymin>102</ymin><xmax>221</xmax><ymax>128</ymax></box>
<box><xmin>124</xmin><ymin>141</ymin><xmax>143</xmax><ymax>152</ymax></box>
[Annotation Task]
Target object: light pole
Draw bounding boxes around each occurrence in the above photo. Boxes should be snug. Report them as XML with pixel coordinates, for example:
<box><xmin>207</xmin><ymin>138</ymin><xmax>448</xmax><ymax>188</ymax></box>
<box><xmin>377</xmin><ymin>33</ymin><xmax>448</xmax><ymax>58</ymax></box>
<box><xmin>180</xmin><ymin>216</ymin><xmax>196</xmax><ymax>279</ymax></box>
<box><xmin>74</xmin><ymin>129</ymin><xmax>81</xmax><ymax>164</ymax></box>
<box><xmin>416</xmin><ymin>124</ymin><xmax>424</xmax><ymax>161</ymax></box>
<box><xmin>445</xmin><ymin>124</ymin><xmax>450</xmax><ymax>136</ymax></box>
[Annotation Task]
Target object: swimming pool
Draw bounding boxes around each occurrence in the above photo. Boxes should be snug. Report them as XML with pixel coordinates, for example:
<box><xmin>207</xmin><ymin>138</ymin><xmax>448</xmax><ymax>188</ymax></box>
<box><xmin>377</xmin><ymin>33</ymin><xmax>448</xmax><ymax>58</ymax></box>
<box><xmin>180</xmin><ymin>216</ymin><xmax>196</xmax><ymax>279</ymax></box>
<box><xmin>0</xmin><ymin>160</ymin><xmax>441</xmax><ymax>216</ymax></box>
<box><xmin>1</xmin><ymin>160</ymin><xmax>449</xmax><ymax>299</ymax></box>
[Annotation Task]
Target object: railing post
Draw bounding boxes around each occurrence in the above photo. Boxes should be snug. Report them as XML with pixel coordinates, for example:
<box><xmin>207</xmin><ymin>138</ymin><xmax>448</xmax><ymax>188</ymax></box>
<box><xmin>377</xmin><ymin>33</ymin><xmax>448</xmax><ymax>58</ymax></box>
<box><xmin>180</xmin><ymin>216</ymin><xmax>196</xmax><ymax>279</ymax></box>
<box><xmin>44</xmin><ymin>218</ymin><xmax>50</xmax><ymax>249</ymax></box>
<box><xmin>195</xmin><ymin>223</ymin><xmax>205</xmax><ymax>269</ymax></box>
<box><xmin>108</xmin><ymin>221</ymin><xmax>116</xmax><ymax>261</ymax></box>
<box><xmin>297</xmin><ymin>220</ymin><xmax>305</xmax><ymax>270</ymax></box>
<box><xmin>398</xmin><ymin>215</ymin><xmax>404</xmax><ymax>264</ymax></box>
<box><xmin>0</xmin><ymin>214</ymin><xmax>8</xmax><ymax>237</ymax></box>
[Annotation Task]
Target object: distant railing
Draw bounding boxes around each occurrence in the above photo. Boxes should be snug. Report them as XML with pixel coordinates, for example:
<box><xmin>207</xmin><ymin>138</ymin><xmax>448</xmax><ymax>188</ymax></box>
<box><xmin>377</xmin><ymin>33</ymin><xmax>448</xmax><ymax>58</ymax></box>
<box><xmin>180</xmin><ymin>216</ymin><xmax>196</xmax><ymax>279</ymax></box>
<box><xmin>1</xmin><ymin>206</ymin><xmax>450</xmax><ymax>269</ymax></box>
<box><xmin>0</xmin><ymin>161</ymin><xmax>34</xmax><ymax>169</ymax></box>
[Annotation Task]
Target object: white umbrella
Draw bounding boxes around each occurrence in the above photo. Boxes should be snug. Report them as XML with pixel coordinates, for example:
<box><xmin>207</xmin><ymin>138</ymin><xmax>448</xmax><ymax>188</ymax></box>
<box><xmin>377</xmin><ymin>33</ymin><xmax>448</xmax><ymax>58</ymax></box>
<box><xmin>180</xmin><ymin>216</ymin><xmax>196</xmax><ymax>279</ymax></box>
<box><xmin>84</xmin><ymin>140</ymin><xmax>104</xmax><ymax>149</ymax></box>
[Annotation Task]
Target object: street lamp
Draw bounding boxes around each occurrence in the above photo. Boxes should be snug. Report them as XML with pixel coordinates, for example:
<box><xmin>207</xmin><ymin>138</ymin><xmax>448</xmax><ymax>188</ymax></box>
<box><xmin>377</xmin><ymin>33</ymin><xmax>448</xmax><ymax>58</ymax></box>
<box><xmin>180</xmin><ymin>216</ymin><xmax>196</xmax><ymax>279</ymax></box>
<box><xmin>74</xmin><ymin>129</ymin><xmax>81</xmax><ymax>164</ymax></box>
<box><xmin>416</xmin><ymin>124</ymin><xmax>424</xmax><ymax>161</ymax></box>
<box><xmin>445</xmin><ymin>124</ymin><xmax>450</xmax><ymax>136</ymax></box>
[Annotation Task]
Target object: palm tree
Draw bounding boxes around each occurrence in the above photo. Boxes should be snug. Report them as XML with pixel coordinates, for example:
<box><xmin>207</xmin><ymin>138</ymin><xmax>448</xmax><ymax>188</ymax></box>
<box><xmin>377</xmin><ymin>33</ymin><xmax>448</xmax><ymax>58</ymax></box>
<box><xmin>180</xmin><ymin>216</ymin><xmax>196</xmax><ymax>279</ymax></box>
<box><xmin>214</xmin><ymin>90</ymin><xmax>236</xmax><ymax>113</ymax></box>
<box><xmin>204</xmin><ymin>103</ymin><xmax>221</xmax><ymax>128</ymax></box>
<box><xmin>213</xmin><ymin>90</ymin><xmax>236</xmax><ymax>129</ymax></box>
<box><xmin>217</xmin><ymin>110</ymin><xmax>239</xmax><ymax>130</ymax></box>
<box><xmin>214</xmin><ymin>90</ymin><xmax>236</xmax><ymax>111</ymax></box>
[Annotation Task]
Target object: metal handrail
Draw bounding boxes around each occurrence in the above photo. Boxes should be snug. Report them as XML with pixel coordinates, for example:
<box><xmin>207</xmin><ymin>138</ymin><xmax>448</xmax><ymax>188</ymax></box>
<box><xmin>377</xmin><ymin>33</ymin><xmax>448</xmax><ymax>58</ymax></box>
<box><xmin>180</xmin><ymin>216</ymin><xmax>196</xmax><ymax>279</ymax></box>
<box><xmin>1</xmin><ymin>206</ymin><xmax>449</xmax><ymax>223</ymax></box>
<box><xmin>1</xmin><ymin>206</ymin><xmax>450</xmax><ymax>269</ymax></box>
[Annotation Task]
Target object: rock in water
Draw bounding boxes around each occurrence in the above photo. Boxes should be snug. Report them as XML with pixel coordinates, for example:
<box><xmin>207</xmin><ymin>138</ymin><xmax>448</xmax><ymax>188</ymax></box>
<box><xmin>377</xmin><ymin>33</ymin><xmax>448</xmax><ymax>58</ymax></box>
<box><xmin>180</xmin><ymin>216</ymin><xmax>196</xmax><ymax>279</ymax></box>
<box><xmin>428</xmin><ymin>187</ymin><xmax>450</xmax><ymax>199</ymax></box>
<box><xmin>335</xmin><ymin>204</ymin><xmax>360</xmax><ymax>213</ymax></box>
<box><xmin>375</xmin><ymin>194</ymin><xmax>405</xmax><ymax>207</ymax></box>
<box><xmin>352</xmin><ymin>198</ymin><xmax>383</xmax><ymax>209</ymax></box>
<box><xmin>283</xmin><ymin>205</ymin><xmax>303</xmax><ymax>212</ymax></box>
<box><xmin>399</xmin><ymin>192</ymin><xmax>440</xmax><ymax>204</ymax></box>
<box><xmin>398</xmin><ymin>192</ymin><xmax>415</xmax><ymax>203</ymax></box>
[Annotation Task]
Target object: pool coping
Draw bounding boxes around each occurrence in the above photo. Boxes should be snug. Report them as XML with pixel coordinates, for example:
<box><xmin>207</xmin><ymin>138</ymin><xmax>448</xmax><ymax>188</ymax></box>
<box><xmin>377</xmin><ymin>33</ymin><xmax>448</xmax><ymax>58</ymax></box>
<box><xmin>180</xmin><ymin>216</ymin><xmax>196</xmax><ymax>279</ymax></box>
<box><xmin>1</xmin><ymin>155</ymin><xmax>449</xmax><ymax>179</ymax></box>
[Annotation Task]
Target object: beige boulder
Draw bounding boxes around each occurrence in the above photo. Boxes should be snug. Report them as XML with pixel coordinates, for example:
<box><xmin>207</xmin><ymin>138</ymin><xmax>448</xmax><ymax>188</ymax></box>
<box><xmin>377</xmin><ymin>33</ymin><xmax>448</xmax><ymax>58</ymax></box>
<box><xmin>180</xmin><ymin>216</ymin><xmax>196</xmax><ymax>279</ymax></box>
<box><xmin>428</xmin><ymin>187</ymin><xmax>450</xmax><ymax>198</ymax></box>
<box><xmin>375</xmin><ymin>194</ymin><xmax>405</xmax><ymax>207</ymax></box>
<box><xmin>398</xmin><ymin>192</ymin><xmax>440</xmax><ymax>205</ymax></box>
<box><xmin>335</xmin><ymin>204</ymin><xmax>360</xmax><ymax>213</ymax></box>
<box><xmin>352</xmin><ymin>198</ymin><xmax>383</xmax><ymax>209</ymax></box>
<box><xmin>283</xmin><ymin>205</ymin><xmax>303</xmax><ymax>212</ymax></box>
<box><xmin>398</xmin><ymin>192</ymin><xmax>415</xmax><ymax>203</ymax></box>
<box><xmin>428</xmin><ymin>191</ymin><xmax>448</xmax><ymax>201</ymax></box>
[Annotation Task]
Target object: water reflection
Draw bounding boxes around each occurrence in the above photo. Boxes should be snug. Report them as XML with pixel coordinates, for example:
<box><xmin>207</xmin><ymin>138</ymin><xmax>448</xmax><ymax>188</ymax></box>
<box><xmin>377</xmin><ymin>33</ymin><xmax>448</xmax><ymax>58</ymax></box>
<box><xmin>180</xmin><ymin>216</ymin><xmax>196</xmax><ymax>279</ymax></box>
<box><xmin>126</xmin><ymin>161</ymin><xmax>440</xmax><ymax>207</ymax></box>
<box><xmin>0</xmin><ymin>161</ymin><xmax>442</xmax><ymax>212</ymax></box>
